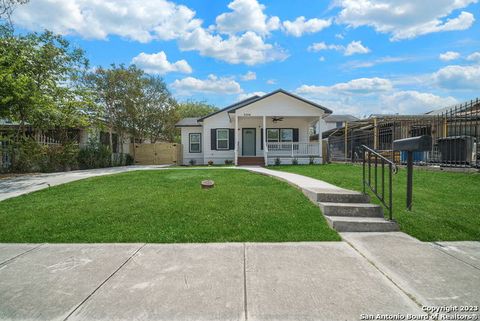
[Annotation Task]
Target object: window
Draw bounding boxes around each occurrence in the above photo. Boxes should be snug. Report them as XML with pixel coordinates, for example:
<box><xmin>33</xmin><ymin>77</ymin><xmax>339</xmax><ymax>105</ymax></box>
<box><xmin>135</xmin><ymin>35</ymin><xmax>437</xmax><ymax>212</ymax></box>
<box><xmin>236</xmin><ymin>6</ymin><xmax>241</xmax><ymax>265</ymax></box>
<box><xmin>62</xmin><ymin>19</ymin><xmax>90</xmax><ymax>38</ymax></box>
<box><xmin>216</xmin><ymin>129</ymin><xmax>229</xmax><ymax>150</ymax></box>
<box><xmin>336</xmin><ymin>121</ymin><xmax>343</xmax><ymax>128</ymax></box>
<box><xmin>267</xmin><ymin>129</ymin><xmax>294</xmax><ymax>142</ymax></box>
<box><xmin>189</xmin><ymin>133</ymin><xmax>201</xmax><ymax>153</ymax></box>
<box><xmin>267</xmin><ymin>129</ymin><xmax>279</xmax><ymax>142</ymax></box>
<box><xmin>280</xmin><ymin>129</ymin><xmax>293</xmax><ymax>142</ymax></box>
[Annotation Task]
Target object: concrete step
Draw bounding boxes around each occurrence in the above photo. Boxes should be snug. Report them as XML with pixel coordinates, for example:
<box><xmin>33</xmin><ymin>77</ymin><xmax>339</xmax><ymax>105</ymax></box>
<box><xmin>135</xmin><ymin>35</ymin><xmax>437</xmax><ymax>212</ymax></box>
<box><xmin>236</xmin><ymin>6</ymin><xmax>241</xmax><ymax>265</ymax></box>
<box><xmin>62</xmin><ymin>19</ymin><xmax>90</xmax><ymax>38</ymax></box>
<box><xmin>302</xmin><ymin>188</ymin><xmax>370</xmax><ymax>204</ymax></box>
<box><xmin>325</xmin><ymin>216</ymin><xmax>399</xmax><ymax>232</ymax></box>
<box><xmin>319</xmin><ymin>202</ymin><xmax>384</xmax><ymax>218</ymax></box>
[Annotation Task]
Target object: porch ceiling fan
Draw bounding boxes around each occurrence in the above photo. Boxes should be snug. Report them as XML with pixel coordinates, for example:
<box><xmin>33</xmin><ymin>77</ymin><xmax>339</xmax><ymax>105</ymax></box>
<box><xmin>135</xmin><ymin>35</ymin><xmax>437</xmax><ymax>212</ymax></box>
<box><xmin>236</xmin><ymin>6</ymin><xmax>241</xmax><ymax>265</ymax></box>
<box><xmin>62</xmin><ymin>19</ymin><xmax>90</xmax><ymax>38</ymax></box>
<box><xmin>272</xmin><ymin>117</ymin><xmax>284</xmax><ymax>123</ymax></box>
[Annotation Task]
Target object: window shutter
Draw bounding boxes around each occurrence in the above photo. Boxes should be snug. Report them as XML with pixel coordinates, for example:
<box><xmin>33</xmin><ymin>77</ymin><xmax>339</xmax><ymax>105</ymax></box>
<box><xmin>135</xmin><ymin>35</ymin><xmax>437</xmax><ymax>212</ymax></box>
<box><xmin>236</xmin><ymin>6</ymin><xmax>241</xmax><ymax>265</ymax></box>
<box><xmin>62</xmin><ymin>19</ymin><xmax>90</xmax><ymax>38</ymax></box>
<box><xmin>293</xmin><ymin>128</ymin><xmax>299</xmax><ymax>142</ymax></box>
<box><xmin>260</xmin><ymin>130</ymin><xmax>263</xmax><ymax>150</ymax></box>
<box><xmin>211</xmin><ymin>129</ymin><xmax>217</xmax><ymax>150</ymax></box>
<box><xmin>229</xmin><ymin>129</ymin><xmax>234</xmax><ymax>150</ymax></box>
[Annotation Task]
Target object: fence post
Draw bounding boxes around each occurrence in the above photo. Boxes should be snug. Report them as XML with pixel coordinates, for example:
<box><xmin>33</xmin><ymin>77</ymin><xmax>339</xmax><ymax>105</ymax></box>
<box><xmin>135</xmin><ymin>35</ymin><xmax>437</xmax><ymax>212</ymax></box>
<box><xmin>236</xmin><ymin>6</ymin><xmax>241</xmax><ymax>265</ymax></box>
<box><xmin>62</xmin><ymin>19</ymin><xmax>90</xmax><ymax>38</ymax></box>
<box><xmin>373</xmin><ymin>117</ymin><xmax>378</xmax><ymax>150</ymax></box>
<box><xmin>344</xmin><ymin>122</ymin><xmax>348</xmax><ymax>161</ymax></box>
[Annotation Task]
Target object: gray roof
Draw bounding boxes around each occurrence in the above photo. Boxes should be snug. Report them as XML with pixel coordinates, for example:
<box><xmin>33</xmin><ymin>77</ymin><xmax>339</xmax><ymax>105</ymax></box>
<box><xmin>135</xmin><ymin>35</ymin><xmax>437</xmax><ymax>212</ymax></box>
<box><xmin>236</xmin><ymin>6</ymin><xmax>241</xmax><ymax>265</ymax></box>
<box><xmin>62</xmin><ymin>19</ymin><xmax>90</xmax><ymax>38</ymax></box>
<box><xmin>175</xmin><ymin>117</ymin><xmax>202</xmax><ymax>127</ymax></box>
<box><xmin>323</xmin><ymin>114</ymin><xmax>359</xmax><ymax>122</ymax></box>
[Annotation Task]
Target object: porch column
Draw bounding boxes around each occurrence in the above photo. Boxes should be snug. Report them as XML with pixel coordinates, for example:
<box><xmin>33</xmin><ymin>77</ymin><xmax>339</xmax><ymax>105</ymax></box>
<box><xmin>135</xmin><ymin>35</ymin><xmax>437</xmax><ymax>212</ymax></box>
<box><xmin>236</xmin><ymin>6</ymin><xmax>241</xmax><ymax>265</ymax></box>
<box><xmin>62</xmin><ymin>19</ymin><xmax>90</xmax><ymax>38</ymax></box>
<box><xmin>234</xmin><ymin>113</ymin><xmax>239</xmax><ymax>165</ymax></box>
<box><xmin>319</xmin><ymin>116</ymin><xmax>323</xmax><ymax>164</ymax></box>
<box><xmin>263</xmin><ymin>116</ymin><xmax>267</xmax><ymax>165</ymax></box>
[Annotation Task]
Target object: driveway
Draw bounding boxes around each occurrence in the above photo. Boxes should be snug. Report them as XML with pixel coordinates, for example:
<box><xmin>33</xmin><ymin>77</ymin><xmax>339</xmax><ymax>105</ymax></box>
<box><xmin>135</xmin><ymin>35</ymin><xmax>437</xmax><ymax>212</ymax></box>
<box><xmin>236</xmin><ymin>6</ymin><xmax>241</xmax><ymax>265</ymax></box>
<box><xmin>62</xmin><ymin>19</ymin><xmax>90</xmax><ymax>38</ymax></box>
<box><xmin>1</xmin><ymin>234</ymin><xmax>479</xmax><ymax>321</ymax></box>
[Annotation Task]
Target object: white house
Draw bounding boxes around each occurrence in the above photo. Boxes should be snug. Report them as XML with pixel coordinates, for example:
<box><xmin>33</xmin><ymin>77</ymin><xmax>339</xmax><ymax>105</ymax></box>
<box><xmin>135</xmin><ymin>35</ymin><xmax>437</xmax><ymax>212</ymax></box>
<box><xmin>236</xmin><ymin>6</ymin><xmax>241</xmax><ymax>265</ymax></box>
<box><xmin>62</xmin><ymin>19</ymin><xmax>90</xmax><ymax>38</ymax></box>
<box><xmin>175</xmin><ymin>89</ymin><xmax>332</xmax><ymax>166</ymax></box>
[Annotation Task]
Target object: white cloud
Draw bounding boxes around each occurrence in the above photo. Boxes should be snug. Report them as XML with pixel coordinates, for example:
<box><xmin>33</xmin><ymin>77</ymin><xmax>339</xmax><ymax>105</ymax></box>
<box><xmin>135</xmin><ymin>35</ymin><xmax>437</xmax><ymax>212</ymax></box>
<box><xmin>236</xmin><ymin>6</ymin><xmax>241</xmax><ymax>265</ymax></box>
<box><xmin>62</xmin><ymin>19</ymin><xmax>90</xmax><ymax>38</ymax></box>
<box><xmin>466</xmin><ymin>52</ymin><xmax>480</xmax><ymax>61</ymax></box>
<box><xmin>433</xmin><ymin>65</ymin><xmax>480</xmax><ymax>90</ymax></box>
<box><xmin>296</xmin><ymin>77</ymin><xmax>456</xmax><ymax>115</ymax></box>
<box><xmin>308</xmin><ymin>41</ymin><xmax>370</xmax><ymax>56</ymax></box>
<box><xmin>266</xmin><ymin>79</ymin><xmax>277</xmax><ymax>85</ymax></box>
<box><xmin>308</xmin><ymin>42</ymin><xmax>343</xmax><ymax>52</ymax></box>
<box><xmin>297</xmin><ymin>77</ymin><xmax>393</xmax><ymax>95</ymax></box>
<box><xmin>439</xmin><ymin>51</ymin><xmax>461</xmax><ymax>61</ymax></box>
<box><xmin>238</xmin><ymin>91</ymin><xmax>266</xmax><ymax>100</ymax></box>
<box><xmin>179</xmin><ymin>28</ymin><xmax>287</xmax><ymax>65</ymax></box>
<box><xmin>214</xmin><ymin>0</ymin><xmax>280</xmax><ymax>35</ymax></box>
<box><xmin>344</xmin><ymin>41</ymin><xmax>370</xmax><ymax>56</ymax></box>
<box><xmin>241</xmin><ymin>71</ymin><xmax>257</xmax><ymax>81</ymax></box>
<box><xmin>381</xmin><ymin>91</ymin><xmax>457</xmax><ymax>114</ymax></box>
<box><xmin>343</xmin><ymin>56</ymin><xmax>409</xmax><ymax>69</ymax></box>
<box><xmin>282</xmin><ymin>16</ymin><xmax>331</xmax><ymax>37</ymax></box>
<box><xmin>171</xmin><ymin>74</ymin><xmax>243</xmax><ymax>95</ymax></box>
<box><xmin>335</xmin><ymin>0</ymin><xmax>477</xmax><ymax>41</ymax></box>
<box><xmin>131</xmin><ymin>51</ymin><xmax>192</xmax><ymax>75</ymax></box>
<box><xmin>12</xmin><ymin>0</ymin><xmax>201</xmax><ymax>43</ymax></box>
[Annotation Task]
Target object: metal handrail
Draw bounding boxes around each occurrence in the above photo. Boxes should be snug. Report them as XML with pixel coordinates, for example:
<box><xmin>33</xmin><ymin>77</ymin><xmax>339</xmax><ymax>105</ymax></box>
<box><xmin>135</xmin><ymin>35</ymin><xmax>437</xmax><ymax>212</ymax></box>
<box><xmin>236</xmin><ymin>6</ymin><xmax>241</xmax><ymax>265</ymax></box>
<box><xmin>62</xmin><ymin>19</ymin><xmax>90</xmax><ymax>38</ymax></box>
<box><xmin>361</xmin><ymin>145</ymin><xmax>398</xmax><ymax>220</ymax></box>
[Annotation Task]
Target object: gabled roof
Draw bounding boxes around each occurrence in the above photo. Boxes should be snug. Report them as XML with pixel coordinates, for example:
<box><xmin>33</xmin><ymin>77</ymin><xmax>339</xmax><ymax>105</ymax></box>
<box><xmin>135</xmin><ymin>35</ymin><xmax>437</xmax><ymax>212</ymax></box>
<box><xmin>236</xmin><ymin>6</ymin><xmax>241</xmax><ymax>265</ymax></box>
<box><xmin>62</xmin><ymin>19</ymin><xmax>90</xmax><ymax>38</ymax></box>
<box><xmin>323</xmin><ymin>114</ymin><xmax>358</xmax><ymax>122</ymax></box>
<box><xmin>227</xmin><ymin>89</ymin><xmax>332</xmax><ymax>114</ymax></box>
<box><xmin>197</xmin><ymin>95</ymin><xmax>261</xmax><ymax>121</ymax></box>
<box><xmin>175</xmin><ymin>117</ymin><xmax>202</xmax><ymax>127</ymax></box>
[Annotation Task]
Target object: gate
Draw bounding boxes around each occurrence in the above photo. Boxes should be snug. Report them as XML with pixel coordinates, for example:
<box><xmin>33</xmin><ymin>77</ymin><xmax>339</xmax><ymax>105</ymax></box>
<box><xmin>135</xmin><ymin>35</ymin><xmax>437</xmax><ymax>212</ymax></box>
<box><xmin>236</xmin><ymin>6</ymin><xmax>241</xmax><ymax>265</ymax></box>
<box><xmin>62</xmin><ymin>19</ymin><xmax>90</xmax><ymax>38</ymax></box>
<box><xmin>132</xmin><ymin>143</ymin><xmax>182</xmax><ymax>165</ymax></box>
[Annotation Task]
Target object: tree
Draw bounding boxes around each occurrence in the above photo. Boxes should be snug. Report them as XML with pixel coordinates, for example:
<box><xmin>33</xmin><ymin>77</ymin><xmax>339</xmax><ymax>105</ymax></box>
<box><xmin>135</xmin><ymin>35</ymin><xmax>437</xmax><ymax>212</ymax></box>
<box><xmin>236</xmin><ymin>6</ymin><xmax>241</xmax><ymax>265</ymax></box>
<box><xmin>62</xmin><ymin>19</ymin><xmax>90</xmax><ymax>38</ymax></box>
<box><xmin>0</xmin><ymin>0</ymin><xmax>28</xmax><ymax>26</ymax></box>
<box><xmin>86</xmin><ymin>64</ymin><xmax>144</xmax><ymax>153</ymax></box>
<box><xmin>177</xmin><ymin>100</ymin><xmax>218</xmax><ymax>118</ymax></box>
<box><xmin>0</xmin><ymin>29</ymin><xmax>96</xmax><ymax>141</ymax></box>
<box><xmin>138</xmin><ymin>76</ymin><xmax>179</xmax><ymax>143</ymax></box>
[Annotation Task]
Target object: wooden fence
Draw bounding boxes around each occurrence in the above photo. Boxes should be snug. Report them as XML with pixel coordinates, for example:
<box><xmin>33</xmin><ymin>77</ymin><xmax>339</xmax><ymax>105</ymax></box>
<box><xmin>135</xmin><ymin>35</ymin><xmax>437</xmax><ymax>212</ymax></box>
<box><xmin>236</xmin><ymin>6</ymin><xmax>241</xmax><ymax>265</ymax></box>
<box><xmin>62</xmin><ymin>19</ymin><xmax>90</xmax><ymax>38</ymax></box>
<box><xmin>131</xmin><ymin>142</ymin><xmax>182</xmax><ymax>165</ymax></box>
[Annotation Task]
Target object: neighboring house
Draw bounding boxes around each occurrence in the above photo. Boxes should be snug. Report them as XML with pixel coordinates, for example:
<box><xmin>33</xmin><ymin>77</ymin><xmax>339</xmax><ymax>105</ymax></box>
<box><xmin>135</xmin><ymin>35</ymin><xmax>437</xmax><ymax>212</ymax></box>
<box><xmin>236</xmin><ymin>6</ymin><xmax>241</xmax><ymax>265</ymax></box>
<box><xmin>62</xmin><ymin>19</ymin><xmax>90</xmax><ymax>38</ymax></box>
<box><xmin>320</xmin><ymin>114</ymin><xmax>359</xmax><ymax>133</ymax></box>
<box><xmin>0</xmin><ymin>119</ymin><xmax>131</xmax><ymax>169</ymax></box>
<box><xmin>175</xmin><ymin>89</ymin><xmax>332</xmax><ymax>166</ymax></box>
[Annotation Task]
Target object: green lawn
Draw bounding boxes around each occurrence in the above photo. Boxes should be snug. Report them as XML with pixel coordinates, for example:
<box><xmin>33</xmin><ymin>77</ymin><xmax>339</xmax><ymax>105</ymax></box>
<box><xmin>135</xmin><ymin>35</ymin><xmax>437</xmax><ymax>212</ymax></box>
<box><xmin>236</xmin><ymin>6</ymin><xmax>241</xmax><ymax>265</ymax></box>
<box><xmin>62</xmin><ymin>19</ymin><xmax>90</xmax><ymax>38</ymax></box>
<box><xmin>0</xmin><ymin>169</ymin><xmax>340</xmax><ymax>243</ymax></box>
<box><xmin>275</xmin><ymin>164</ymin><xmax>480</xmax><ymax>242</ymax></box>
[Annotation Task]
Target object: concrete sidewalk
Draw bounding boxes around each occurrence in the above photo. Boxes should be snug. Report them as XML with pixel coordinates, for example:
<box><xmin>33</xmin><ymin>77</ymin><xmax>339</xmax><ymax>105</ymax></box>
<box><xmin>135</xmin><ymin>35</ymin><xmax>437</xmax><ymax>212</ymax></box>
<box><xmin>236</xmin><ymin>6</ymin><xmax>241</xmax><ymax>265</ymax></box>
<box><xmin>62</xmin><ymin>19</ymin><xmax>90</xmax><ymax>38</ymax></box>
<box><xmin>0</xmin><ymin>242</ymin><xmax>423</xmax><ymax>321</ymax></box>
<box><xmin>1</xmin><ymin>239</ymin><xmax>479</xmax><ymax>321</ymax></box>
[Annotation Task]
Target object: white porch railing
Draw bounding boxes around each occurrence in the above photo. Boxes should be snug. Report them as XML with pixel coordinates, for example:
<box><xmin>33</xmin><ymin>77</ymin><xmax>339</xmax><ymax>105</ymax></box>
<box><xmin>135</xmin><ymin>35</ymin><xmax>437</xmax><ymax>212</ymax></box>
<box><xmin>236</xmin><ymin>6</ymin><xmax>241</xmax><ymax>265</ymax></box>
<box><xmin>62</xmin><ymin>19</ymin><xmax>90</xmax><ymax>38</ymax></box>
<box><xmin>266</xmin><ymin>142</ymin><xmax>320</xmax><ymax>157</ymax></box>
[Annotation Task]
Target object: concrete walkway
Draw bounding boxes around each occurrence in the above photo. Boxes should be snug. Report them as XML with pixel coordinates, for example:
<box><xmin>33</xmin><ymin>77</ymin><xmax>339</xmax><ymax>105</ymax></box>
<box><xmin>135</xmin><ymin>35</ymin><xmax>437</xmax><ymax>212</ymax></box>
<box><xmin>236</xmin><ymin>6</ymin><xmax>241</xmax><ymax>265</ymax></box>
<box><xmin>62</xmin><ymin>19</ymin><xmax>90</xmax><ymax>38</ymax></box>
<box><xmin>1</xmin><ymin>239</ymin><xmax>479</xmax><ymax>321</ymax></box>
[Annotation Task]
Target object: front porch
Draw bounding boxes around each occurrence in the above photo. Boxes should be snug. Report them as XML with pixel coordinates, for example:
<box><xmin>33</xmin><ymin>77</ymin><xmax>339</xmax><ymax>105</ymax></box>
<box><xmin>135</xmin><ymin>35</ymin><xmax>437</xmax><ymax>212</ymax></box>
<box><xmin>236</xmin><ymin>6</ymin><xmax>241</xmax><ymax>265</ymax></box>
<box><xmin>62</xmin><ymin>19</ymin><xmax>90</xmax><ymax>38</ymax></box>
<box><xmin>232</xmin><ymin>115</ymin><xmax>323</xmax><ymax>166</ymax></box>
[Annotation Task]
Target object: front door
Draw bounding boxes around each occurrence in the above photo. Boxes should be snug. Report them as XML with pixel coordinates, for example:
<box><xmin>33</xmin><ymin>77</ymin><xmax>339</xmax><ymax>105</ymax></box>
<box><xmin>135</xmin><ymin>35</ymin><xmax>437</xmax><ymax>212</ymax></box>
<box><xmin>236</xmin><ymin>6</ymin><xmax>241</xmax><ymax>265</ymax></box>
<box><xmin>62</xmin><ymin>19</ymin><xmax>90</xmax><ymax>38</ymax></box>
<box><xmin>242</xmin><ymin>128</ymin><xmax>256</xmax><ymax>156</ymax></box>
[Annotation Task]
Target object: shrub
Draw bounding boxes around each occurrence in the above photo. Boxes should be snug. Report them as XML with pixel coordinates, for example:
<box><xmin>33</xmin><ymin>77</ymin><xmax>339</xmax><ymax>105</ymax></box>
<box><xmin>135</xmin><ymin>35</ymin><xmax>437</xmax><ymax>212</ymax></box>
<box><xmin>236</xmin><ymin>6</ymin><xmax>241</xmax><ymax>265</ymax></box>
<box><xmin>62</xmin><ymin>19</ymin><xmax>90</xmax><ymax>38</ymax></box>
<box><xmin>11</xmin><ymin>138</ymin><xmax>45</xmax><ymax>172</ymax></box>
<box><xmin>42</xmin><ymin>142</ymin><xmax>79</xmax><ymax>172</ymax></box>
<box><xmin>78</xmin><ymin>139</ymin><xmax>112</xmax><ymax>169</ymax></box>
<box><xmin>309</xmin><ymin>156</ymin><xmax>315</xmax><ymax>165</ymax></box>
<box><xmin>189</xmin><ymin>159</ymin><xmax>196</xmax><ymax>166</ymax></box>
<box><xmin>292</xmin><ymin>158</ymin><xmax>298</xmax><ymax>165</ymax></box>
<box><xmin>208</xmin><ymin>160</ymin><xmax>214</xmax><ymax>166</ymax></box>
<box><xmin>225</xmin><ymin>159</ymin><xmax>233</xmax><ymax>165</ymax></box>
<box><xmin>275</xmin><ymin>157</ymin><xmax>281</xmax><ymax>166</ymax></box>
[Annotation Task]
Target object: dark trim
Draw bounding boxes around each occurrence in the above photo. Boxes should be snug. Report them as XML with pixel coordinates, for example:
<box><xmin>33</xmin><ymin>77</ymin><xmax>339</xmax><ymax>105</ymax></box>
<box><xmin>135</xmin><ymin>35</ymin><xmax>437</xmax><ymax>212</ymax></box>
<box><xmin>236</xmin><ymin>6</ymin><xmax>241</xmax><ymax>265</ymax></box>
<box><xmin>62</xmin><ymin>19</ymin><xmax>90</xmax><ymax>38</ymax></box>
<box><xmin>197</xmin><ymin>96</ymin><xmax>261</xmax><ymax>121</ymax></box>
<box><xmin>215</xmin><ymin>128</ymin><xmax>230</xmax><ymax>150</ymax></box>
<box><xmin>189</xmin><ymin>133</ymin><xmax>202</xmax><ymax>153</ymax></box>
<box><xmin>227</xmin><ymin>89</ymin><xmax>332</xmax><ymax>114</ymax></box>
<box><xmin>242</xmin><ymin>128</ymin><xmax>256</xmax><ymax>156</ymax></box>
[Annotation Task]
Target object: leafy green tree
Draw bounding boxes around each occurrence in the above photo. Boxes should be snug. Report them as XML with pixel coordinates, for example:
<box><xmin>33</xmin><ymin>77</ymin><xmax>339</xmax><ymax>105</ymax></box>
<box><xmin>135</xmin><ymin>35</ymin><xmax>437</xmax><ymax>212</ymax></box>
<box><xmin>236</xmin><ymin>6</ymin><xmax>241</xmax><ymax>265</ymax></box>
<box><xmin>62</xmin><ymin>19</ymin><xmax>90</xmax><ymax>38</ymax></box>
<box><xmin>177</xmin><ymin>100</ymin><xmax>218</xmax><ymax>118</ymax></box>
<box><xmin>138</xmin><ymin>76</ymin><xmax>179</xmax><ymax>143</ymax></box>
<box><xmin>0</xmin><ymin>29</ymin><xmax>96</xmax><ymax>141</ymax></box>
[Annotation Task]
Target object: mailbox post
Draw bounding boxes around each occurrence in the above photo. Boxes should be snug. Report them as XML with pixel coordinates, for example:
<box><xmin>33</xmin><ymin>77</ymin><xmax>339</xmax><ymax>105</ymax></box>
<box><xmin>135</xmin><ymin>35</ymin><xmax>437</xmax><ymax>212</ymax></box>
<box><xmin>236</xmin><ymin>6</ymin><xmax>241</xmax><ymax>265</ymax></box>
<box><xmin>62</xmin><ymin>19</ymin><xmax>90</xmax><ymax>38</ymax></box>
<box><xmin>392</xmin><ymin>135</ymin><xmax>432</xmax><ymax>210</ymax></box>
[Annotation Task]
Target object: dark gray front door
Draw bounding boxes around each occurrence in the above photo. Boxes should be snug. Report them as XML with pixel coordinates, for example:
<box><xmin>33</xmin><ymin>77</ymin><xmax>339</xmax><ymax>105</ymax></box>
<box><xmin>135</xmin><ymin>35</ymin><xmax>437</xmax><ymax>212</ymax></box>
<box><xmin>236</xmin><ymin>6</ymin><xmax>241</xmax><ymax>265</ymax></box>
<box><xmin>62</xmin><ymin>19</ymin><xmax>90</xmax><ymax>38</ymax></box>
<box><xmin>242</xmin><ymin>128</ymin><xmax>256</xmax><ymax>156</ymax></box>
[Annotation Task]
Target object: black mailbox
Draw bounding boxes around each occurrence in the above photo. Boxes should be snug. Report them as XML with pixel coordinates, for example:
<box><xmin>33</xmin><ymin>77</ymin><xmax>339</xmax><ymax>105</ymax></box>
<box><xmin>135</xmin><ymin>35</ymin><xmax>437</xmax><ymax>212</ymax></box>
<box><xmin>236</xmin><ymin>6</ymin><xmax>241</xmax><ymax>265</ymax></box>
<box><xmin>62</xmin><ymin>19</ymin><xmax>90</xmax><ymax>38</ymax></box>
<box><xmin>392</xmin><ymin>135</ymin><xmax>432</xmax><ymax>152</ymax></box>
<box><xmin>392</xmin><ymin>135</ymin><xmax>432</xmax><ymax>211</ymax></box>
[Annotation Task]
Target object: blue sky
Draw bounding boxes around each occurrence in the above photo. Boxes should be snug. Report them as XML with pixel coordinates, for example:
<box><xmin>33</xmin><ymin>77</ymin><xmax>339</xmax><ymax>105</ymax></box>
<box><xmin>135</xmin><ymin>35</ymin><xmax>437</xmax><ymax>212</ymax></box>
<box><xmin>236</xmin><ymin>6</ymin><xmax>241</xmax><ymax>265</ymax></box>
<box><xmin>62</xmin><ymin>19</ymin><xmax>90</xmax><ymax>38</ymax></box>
<box><xmin>11</xmin><ymin>0</ymin><xmax>480</xmax><ymax>116</ymax></box>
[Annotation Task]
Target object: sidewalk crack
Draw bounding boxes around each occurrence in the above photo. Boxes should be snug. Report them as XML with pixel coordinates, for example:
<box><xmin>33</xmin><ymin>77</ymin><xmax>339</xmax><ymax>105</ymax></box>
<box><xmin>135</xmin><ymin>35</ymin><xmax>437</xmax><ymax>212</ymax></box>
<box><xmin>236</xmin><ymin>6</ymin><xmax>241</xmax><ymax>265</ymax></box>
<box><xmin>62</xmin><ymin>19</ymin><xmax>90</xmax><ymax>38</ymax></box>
<box><xmin>63</xmin><ymin>243</ymin><xmax>146</xmax><ymax>321</ymax></box>
<box><xmin>0</xmin><ymin>243</ymin><xmax>45</xmax><ymax>267</ymax></box>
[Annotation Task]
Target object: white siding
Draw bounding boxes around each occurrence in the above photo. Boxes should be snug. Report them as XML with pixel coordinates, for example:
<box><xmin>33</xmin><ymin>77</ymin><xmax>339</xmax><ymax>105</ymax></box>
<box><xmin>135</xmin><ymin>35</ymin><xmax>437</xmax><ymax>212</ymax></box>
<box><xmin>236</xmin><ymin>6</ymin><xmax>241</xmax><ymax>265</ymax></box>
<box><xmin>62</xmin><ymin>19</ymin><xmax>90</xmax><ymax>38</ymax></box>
<box><xmin>181</xmin><ymin>127</ymin><xmax>204</xmax><ymax>165</ymax></box>
<box><xmin>202</xmin><ymin>113</ymin><xmax>235</xmax><ymax>165</ymax></box>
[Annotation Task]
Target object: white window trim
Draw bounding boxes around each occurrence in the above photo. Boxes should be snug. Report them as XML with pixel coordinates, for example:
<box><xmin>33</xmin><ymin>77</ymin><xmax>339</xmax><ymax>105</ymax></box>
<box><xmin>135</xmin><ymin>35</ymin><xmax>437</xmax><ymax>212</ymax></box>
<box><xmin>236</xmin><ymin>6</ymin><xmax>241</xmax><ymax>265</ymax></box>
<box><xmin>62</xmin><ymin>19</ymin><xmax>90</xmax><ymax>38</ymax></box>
<box><xmin>189</xmin><ymin>133</ymin><xmax>201</xmax><ymax>153</ymax></box>
<box><xmin>267</xmin><ymin>128</ymin><xmax>279</xmax><ymax>142</ymax></box>
<box><xmin>216</xmin><ymin>129</ymin><xmax>229</xmax><ymax>150</ymax></box>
